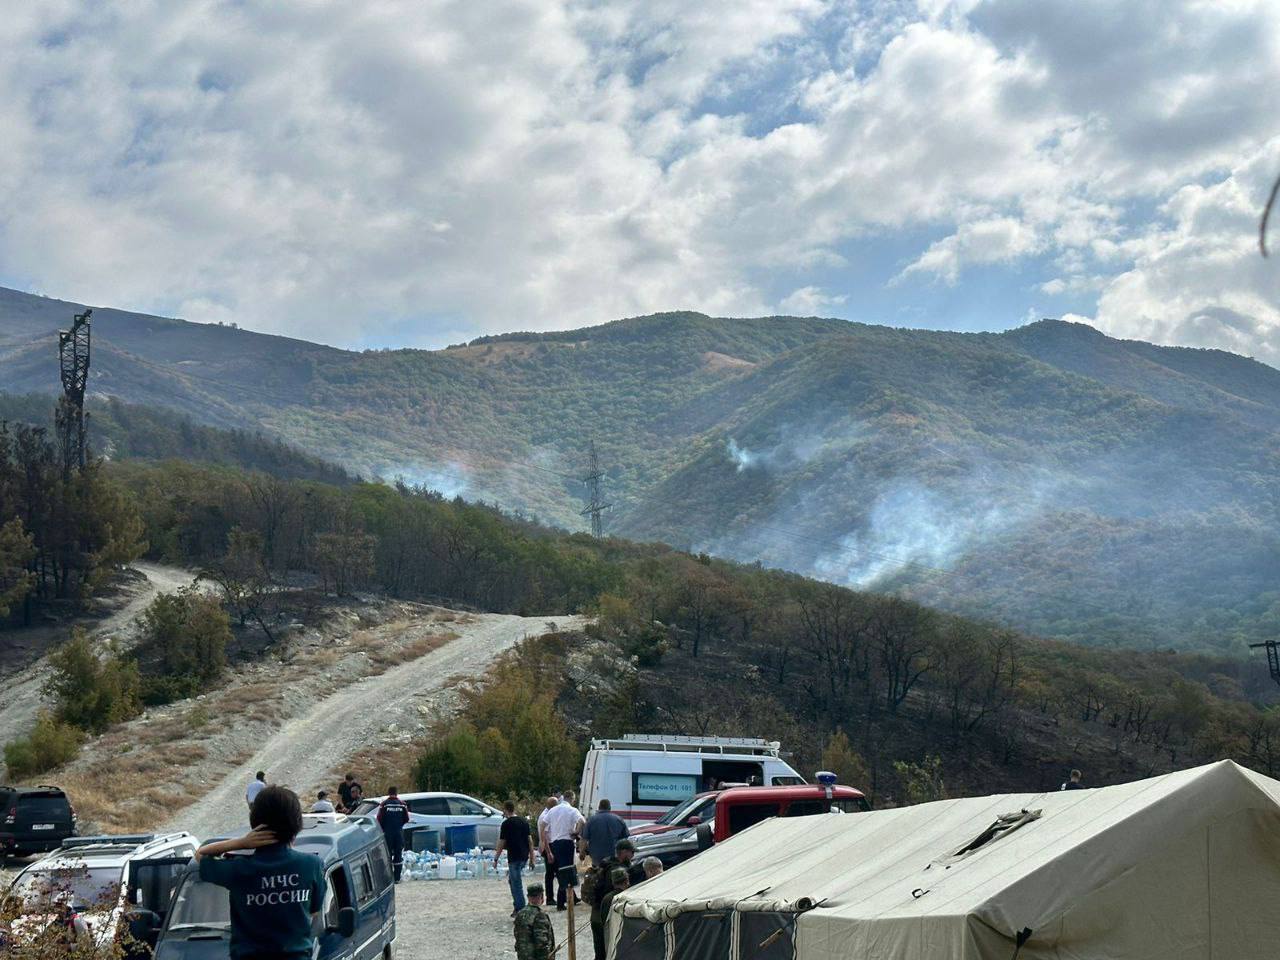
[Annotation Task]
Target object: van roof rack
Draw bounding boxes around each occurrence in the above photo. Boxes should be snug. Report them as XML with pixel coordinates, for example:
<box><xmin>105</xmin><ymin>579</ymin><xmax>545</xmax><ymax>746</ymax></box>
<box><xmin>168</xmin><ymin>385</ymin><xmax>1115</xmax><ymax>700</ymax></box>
<box><xmin>591</xmin><ymin>735</ymin><xmax>782</xmax><ymax>756</ymax></box>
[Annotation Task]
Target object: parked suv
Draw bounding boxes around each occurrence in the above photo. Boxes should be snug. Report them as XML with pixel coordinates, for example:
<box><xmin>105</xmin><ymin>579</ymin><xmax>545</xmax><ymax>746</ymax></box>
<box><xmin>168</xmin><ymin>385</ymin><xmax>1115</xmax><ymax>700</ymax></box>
<box><xmin>352</xmin><ymin>791</ymin><xmax>503</xmax><ymax>847</ymax></box>
<box><xmin>3</xmin><ymin>832</ymin><xmax>197</xmax><ymax>953</ymax></box>
<box><xmin>0</xmin><ymin>785</ymin><xmax>77</xmax><ymax>858</ymax></box>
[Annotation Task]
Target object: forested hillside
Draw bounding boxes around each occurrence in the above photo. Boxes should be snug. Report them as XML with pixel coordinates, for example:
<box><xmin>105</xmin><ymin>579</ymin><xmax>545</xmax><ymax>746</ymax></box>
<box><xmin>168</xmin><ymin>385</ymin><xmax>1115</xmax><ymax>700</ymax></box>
<box><xmin>5</xmin><ymin>431</ymin><xmax>1278</xmax><ymax>802</ymax></box>
<box><xmin>5</xmin><ymin>286</ymin><xmax>1280</xmax><ymax>654</ymax></box>
<box><xmin>0</xmin><ymin>394</ymin><xmax>355</xmax><ymax>485</ymax></box>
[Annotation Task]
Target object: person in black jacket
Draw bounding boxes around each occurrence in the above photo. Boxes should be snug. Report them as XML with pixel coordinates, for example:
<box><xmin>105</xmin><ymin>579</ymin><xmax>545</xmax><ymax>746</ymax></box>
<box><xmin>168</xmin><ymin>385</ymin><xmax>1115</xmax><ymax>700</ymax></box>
<box><xmin>375</xmin><ymin>787</ymin><xmax>411</xmax><ymax>881</ymax></box>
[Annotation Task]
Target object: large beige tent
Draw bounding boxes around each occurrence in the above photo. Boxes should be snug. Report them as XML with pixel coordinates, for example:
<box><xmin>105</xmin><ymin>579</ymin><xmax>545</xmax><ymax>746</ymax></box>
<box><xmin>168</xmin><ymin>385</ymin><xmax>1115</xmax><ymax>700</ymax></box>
<box><xmin>608</xmin><ymin>760</ymin><xmax>1280</xmax><ymax>960</ymax></box>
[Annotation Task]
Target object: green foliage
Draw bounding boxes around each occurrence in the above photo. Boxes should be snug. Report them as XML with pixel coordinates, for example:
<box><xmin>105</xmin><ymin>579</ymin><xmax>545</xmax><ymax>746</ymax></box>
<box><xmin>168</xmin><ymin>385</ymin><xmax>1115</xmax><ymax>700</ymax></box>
<box><xmin>3</xmin><ymin>712</ymin><xmax>84</xmax><ymax>779</ymax></box>
<box><xmin>11</xmin><ymin>297</ymin><xmax>1280</xmax><ymax>650</ymax></box>
<box><xmin>592</xmin><ymin>593</ymin><xmax>668</xmax><ymax>666</ymax></box>
<box><xmin>0</xmin><ymin>420</ymin><xmax>146</xmax><ymax>623</ymax></box>
<box><xmin>821</xmin><ymin>729</ymin><xmax>870</xmax><ymax>791</ymax></box>
<box><xmin>414</xmin><ymin>723</ymin><xmax>489</xmax><ymax>796</ymax></box>
<box><xmin>201</xmin><ymin>526</ymin><xmax>275</xmax><ymax>637</ymax></box>
<box><xmin>415</xmin><ymin>639</ymin><xmax>581</xmax><ymax>800</ymax></box>
<box><xmin>892</xmin><ymin>755</ymin><xmax>948</xmax><ymax>805</ymax></box>
<box><xmin>134</xmin><ymin>586</ymin><xmax>232</xmax><ymax>704</ymax></box>
<box><xmin>0</xmin><ymin>393</ymin><xmax>356</xmax><ymax>486</ymax></box>
<box><xmin>44</xmin><ymin>630</ymin><xmax>141</xmax><ymax>733</ymax></box>
<box><xmin>0</xmin><ymin>516</ymin><xmax>35</xmax><ymax>617</ymax></box>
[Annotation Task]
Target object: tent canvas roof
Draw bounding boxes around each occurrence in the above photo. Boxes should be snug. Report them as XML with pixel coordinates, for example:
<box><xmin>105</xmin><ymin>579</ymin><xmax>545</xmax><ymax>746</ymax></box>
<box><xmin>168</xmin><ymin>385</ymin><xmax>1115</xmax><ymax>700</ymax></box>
<box><xmin>613</xmin><ymin>760</ymin><xmax>1280</xmax><ymax>959</ymax></box>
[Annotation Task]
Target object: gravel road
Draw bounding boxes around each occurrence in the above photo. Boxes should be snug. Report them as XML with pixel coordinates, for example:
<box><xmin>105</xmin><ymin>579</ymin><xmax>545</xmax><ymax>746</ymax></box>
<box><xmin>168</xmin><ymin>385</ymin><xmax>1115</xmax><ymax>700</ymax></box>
<box><xmin>164</xmin><ymin>613</ymin><xmax>586</xmax><ymax>840</ymax></box>
<box><xmin>395</xmin><ymin>876</ymin><xmax>583</xmax><ymax>960</ymax></box>
<box><xmin>0</xmin><ymin>562</ymin><xmax>195</xmax><ymax>768</ymax></box>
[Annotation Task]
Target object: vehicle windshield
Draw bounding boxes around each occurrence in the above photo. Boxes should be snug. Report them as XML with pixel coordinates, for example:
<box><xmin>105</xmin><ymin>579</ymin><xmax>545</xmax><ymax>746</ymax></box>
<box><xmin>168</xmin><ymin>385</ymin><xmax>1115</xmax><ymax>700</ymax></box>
<box><xmin>832</xmin><ymin>798</ymin><xmax>867</xmax><ymax>813</ymax></box>
<box><xmin>12</xmin><ymin>866</ymin><xmax>120</xmax><ymax>911</ymax></box>
<box><xmin>655</xmin><ymin>795</ymin><xmax>706</xmax><ymax>826</ymax></box>
<box><xmin>166</xmin><ymin>878</ymin><xmax>230</xmax><ymax>932</ymax></box>
<box><xmin>352</xmin><ymin>801</ymin><xmax>378</xmax><ymax>816</ymax></box>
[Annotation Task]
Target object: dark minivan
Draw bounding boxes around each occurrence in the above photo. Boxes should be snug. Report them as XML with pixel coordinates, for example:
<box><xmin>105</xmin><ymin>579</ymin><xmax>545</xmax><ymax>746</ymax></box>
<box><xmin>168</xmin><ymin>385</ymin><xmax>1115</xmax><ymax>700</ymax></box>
<box><xmin>151</xmin><ymin>816</ymin><xmax>396</xmax><ymax>960</ymax></box>
<box><xmin>0</xmin><ymin>785</ymin><xmax>76</xmax><ymax>857</ymax></box>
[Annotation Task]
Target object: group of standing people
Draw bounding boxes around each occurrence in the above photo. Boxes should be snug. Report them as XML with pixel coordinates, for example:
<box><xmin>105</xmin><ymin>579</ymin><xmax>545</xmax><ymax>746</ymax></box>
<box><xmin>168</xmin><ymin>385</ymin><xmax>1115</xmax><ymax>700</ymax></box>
<box><xmin>511</xmin><ymin>793</ymin><xmax>663</xmax><ymax>960</ymax></box>
<box><xmin>244</xmin><ymin>771</ymin><xmax>367</xmax><ymax>816</ymax></box>
<box><xmin>243</xmin><ymin>771</ymin><xmax>410</xmax><ymax>881</ymax></box>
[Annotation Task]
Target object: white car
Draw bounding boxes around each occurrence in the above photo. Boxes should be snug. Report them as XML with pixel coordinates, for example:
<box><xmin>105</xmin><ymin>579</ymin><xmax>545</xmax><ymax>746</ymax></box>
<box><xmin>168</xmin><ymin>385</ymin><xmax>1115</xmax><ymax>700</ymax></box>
<box><xmin>2</xmin><ymin>832</ymin><xmax>197</xmax><ymax>951</ymax></box>
<box><xmin>352</xmin><ymin>792</ymin><xmax>503</xmax><ymax>848</ymax></box>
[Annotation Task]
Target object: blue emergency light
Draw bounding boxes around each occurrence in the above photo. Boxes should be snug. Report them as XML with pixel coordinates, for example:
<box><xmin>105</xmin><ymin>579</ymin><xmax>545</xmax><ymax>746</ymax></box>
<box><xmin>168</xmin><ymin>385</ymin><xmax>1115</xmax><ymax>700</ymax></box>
<box><xmin>816</xmin><ymin>770</ymin><xmax>837</xmax><ymax>801</ymax></box>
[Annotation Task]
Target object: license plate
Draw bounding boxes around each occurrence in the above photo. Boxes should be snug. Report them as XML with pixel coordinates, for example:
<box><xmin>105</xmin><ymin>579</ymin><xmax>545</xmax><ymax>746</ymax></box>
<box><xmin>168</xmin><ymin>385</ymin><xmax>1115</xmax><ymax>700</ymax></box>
<box><xmin>32</xmin><ymin>824</ymin><xmax>55</xmax><ymax>830</ymax></box>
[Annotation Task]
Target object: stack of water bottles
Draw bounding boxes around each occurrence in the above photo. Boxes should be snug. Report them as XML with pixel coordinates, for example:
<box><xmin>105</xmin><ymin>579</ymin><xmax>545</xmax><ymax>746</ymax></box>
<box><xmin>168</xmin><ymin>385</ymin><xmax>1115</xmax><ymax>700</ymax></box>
<box><xmin>403</xmin><ymin>847</ymin><xmax>531</xmax><ymax>881</ymax></box>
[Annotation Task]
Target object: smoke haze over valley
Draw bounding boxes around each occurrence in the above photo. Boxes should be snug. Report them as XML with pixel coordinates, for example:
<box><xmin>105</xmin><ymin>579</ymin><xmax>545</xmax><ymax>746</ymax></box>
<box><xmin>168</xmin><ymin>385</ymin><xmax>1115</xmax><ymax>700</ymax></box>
<box><xmin>4</xmin><ymin>286</ymin><xmax>1280</xmax><ymax>656</ymax></box>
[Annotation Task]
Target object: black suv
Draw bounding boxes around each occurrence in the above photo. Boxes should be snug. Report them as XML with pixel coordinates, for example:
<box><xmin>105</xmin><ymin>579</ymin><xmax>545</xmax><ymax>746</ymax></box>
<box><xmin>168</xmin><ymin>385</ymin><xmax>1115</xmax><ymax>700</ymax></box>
<box><xmin>0</xmin><ymin>785</ymin><xmax>76</xmax><ymax>857</ymax></box>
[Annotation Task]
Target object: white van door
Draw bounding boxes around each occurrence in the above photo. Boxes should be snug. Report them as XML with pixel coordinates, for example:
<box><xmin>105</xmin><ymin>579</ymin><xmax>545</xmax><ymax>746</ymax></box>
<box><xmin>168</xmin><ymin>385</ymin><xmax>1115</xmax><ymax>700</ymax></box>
<box><xmin>604</xmin><ymin>770</ymin><xmax>631</xmax><ymax>813</ymax></box>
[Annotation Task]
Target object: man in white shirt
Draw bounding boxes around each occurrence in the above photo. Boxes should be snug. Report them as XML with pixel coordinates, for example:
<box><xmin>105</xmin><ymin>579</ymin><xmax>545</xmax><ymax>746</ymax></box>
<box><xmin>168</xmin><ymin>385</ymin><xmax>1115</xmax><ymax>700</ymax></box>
<box><xmin>311</xmin><ymin>791</ymin><xmax>335</xmax><ymax>813</ymax></box>
<box><xmin>543</xmin><ymin>792</ymin><xmax>585</xmax><ymax>910</ymax></box>
<box><xmin>245</xmin><ymin>771</ymin><xmax>267</xmax><ymax>813</ymax></box>
<box><xmin>537</xmin><ymin>796</ymin><xmax>558</xmax><ymax>904</ymax></box>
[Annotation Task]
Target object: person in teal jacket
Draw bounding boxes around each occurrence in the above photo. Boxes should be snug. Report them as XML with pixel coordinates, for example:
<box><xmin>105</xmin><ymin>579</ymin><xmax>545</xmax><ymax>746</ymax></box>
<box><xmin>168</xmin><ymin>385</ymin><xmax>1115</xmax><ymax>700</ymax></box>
<box><xmin>195</xmin><ymin>785</ymin><xmax>327</xmax><ymax>960</ymax></box>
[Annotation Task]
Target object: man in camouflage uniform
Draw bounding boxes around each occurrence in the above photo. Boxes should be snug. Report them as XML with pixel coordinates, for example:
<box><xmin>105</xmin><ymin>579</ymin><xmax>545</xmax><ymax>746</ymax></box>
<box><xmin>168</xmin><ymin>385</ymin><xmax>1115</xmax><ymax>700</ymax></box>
<box><xmin>590</xmin><ymin>840</ymin><xmax>647</xmax><ymax>960</ymax></box>
<box><xmin>515</xmin><ymin>883</ymin><xmax>555</xmax><ymax>960</ymax></box>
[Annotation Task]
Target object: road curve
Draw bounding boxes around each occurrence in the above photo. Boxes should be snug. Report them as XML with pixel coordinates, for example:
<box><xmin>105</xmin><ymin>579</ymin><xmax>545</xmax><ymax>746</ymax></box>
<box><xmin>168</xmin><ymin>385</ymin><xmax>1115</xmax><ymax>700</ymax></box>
<box><xmin>0</xmin><ymin>562</ymin><xmax>197</xmax><ymax>768</ymax></box>
<box><xmin>164</xmin><ymin>612</ymin><xmax>585</xmax><ymax>840</ymax></box>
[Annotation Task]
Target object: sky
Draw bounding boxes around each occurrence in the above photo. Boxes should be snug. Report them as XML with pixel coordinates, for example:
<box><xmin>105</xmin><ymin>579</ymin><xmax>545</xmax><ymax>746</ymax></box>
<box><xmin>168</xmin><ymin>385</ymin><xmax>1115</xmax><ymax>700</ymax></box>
<box><xmin>1</xmin><ymin>0</ymin><xmax>1279</xmax><ymax>357</ymax></box>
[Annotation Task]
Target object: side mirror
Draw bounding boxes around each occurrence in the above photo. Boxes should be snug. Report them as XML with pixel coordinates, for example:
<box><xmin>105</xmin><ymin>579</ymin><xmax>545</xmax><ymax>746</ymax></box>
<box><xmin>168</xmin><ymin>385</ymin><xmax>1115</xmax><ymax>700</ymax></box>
<box><xmin>336</xmin><ymin>906</ymin><xmax>357</xmax><ymax>939</ymax></box>
<box><xmin>685</xmin><ymin>816</ymin><xmax>701</xmax><ymax>826</ymax></box>
<box><xmin>695</xmin><ymin>824</ymin><xmax>714</xmax><ymax>852</ymax></box>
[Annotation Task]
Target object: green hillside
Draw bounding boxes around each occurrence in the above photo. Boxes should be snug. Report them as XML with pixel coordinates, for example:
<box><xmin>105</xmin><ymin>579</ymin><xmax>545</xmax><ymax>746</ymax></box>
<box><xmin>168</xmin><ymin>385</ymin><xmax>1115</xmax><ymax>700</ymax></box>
<box><xmin>4</xmin><ymin>286</ymin><xmax>1279</xmax><ymax>654</ymax></box>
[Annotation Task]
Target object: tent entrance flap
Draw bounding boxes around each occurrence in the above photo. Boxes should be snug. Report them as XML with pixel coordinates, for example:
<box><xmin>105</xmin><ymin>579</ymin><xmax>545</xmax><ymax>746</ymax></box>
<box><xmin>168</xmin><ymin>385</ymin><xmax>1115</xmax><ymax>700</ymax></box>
<box><xmin>673</xmin><ymin>911</ymin><xmax>732</xmax><ymax>960</ymax></box>
<box><xmin>616</xmin><ymin>916</ymin><xmax>667</xmax><ymax>960</ymax></box>
<box><xmin>739</xmin><ymin>912</ymin><xmax>797</xmax><ymax>960</ymax></box>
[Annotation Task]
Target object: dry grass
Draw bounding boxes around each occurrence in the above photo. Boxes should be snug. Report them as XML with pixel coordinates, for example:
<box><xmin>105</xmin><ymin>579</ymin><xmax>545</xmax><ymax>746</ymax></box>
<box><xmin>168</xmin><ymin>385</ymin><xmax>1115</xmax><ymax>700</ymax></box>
<box><xmin>34</xmin><ymin>605</ymin><xmax>463</xmax><ymax>834</ymax></box>
<box><xmin>358</xmin><ymin>631</ymin><xmax>454</xmax><ymax>670</ymax></box>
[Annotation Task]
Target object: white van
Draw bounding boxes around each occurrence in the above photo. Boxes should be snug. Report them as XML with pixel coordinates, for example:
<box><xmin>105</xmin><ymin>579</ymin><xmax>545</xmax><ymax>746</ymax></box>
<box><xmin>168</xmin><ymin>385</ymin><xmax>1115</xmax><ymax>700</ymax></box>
<box><xmin>578</xmin><ymin>734</ymin><xmax>806</xmax><ymax>824</ymax></box>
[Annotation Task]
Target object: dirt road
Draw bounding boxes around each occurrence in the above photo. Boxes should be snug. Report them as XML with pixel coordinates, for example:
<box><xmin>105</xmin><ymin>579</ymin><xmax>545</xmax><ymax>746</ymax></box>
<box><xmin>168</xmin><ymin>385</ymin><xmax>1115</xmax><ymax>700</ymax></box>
<box><xmin>164</xmin><ymin>613</ymin><xmax>586</xmax><ymax>840</ymax></box>
<box><xmin>0</xmin><ymin>562</ymin><xmax>195</xmax><ymax>766</ymax></box>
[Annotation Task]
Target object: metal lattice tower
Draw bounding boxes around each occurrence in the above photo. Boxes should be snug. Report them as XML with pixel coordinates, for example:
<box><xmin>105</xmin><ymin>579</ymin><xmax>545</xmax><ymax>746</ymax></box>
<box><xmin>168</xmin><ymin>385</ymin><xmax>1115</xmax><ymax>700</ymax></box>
<box><xmin>580</xmin><ymin>440</ymin><xmax>611</xmax><ymax>538</ymax></box>
<box><xmin>1249</xmin><ymin>641</ymin><xmax>1280</xmax><ymax>688</ymax></box>
<box><xmin>56</xmin><ymin>308</ymin><xmax>92</xmax><ymax>477</ymax></box>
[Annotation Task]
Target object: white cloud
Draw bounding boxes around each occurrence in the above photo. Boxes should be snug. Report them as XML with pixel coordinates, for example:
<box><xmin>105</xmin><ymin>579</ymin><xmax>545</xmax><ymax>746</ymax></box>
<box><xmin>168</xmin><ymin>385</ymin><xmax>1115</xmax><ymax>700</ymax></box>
<box><xmin>897</xmin><ymin>217</ymin><xmax>1041</xmax><ymax>284</ymax></box>
<box><xmin>0</xmin><ymin>0</ymin><xmax>1276</xmax><ymax>350</ymax></box>
<box><xmin>1088</xmin><ymin>139</ymin><xmax>1280</xmax><ymax>360</ymax></box>
<box><xmin>779</xmin><ymin>285</ymin><xmax>846</xmax><ymax>314</ymax></box>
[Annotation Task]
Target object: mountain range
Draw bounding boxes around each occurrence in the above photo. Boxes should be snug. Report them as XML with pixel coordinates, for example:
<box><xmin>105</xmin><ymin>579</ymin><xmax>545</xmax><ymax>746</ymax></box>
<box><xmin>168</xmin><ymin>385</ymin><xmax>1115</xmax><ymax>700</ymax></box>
<box><xmin>3</xmin><ymin>285</ymin><xmax>1278</xmax><ymax>655</ymax></box>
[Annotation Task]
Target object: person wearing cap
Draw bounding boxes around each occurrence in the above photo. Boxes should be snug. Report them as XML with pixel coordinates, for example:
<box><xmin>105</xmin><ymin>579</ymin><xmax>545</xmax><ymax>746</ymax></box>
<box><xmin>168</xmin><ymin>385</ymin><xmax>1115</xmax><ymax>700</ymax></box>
<box><xmin>589</xmin><ymin>839</ymin><xmax>645</xmax><ymax>960</ymax></box>
<box><xmin>514</xmin><ymin>883</ymin><xmax>555</xmax><ymax>960</ymax></box>
<box><xmin>598</xmin><ymin>868</ymin><xmax>631</xmax><ymax>942</ymax></box>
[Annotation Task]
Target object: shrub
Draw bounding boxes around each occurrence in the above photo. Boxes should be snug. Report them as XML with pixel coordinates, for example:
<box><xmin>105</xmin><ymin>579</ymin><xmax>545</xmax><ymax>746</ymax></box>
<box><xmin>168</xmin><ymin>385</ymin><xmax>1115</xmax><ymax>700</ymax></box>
<box><xmin>821</xmin><ymin>729</ymin><xmax>871</xmax><ymax>792</ymax></box>
<box><xmin>893</xmin><ymin>754</ymin><xmax>948</xmax><ymax>805</ymax></box>
<box><xmin>413</xmin><ymin>642</ymin><xmax>581</xmax><ymax>799</ymax></box>
<box><xmin>4</xmin><ymin>712</ymin><xmax>84</xmax><ymax>778</ymax></box>
<box><xmin>135</xmin><ymin>586</ymin><xmax>232</xmax><ymax>704</ymax></box>
<box><xmin>414</xmin><ymin>723</ymin><xmax>488</xmax><ymax>795</ymax></box>
<box><xmin>43</xmin><ymin>631</ymin><xmax>141</xmax><ymax>733</ymax></box>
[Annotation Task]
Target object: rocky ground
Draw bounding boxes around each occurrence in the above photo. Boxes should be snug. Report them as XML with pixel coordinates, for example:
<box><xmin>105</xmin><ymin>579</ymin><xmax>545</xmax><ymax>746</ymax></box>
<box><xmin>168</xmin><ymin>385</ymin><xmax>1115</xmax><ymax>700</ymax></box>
<box><xmin>395</xmin><ymin>875</ymin><xmax>583</xmax><ymax>960</ymax></box>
